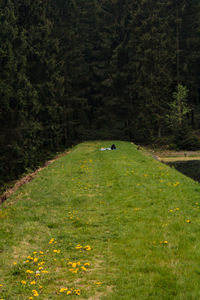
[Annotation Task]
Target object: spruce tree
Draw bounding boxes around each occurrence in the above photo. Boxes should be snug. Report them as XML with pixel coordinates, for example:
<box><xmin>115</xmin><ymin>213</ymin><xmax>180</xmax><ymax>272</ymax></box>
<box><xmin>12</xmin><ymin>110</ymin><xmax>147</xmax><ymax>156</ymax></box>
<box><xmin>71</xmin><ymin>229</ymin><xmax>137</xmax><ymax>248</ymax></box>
<box><xmin>15</xmin><ymin>0</ymin><xmax>65</xmax><ymax>151</ymax></box>
<box><xmin>126</xmin><ymin>0</ymin><xmax>176</xmax><ymax>141</ymax></box>
<box><xmin>0</xmin><ymin>0</ymin><xmax>31</xmax><ymax>183</ymax></box>
<box><xmin>180</xmin><ymin>0</ymin><xmax>200</xmax><ymax>128</ymax></box>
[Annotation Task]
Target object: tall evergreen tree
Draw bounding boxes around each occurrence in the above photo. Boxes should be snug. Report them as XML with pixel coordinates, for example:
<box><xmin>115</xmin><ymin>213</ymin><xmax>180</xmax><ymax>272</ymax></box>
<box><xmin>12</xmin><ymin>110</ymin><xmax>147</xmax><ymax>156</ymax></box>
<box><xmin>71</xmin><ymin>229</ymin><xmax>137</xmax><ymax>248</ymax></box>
<box><xmin>0</xmin><ymin>0</ymin><xmax>32</xmax><ymax>182</ymax></box>
<box><xmin>125</xmin><ymin>0</ymin><xmax>176</xmax><ymax>141</ymax></box>
<box><xmin>180</xmin><ymin>0</ymin><xmax>200</xmax><ymax>128</ymax></box>
<box><xmin>15</xmin><ymin>0</ymin><xmax>65</xmax><ymax>151</ymax></box>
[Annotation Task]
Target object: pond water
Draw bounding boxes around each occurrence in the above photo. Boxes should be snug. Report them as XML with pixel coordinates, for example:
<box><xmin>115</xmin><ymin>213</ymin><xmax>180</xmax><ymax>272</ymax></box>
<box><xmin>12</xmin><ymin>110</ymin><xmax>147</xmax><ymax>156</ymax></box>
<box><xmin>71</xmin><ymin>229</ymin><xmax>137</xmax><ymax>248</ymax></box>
<box><xmin>166</xmin><ymin>160</ymin><xmax>200</xmax><ymax>183</ymax></box>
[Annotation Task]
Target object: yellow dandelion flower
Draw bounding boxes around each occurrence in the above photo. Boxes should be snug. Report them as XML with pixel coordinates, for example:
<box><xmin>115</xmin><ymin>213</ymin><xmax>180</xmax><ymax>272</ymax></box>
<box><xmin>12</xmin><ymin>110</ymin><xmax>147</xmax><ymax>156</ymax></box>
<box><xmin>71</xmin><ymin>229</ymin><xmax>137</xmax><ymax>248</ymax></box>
<box><xmin>163</xmin><ymin>240</ymin><xmax>168</xmax><ymax>244</ymax></box>
<box><xmin>30</xmin><ymin>280</ymin><xmax>36</xmax><ymax>285</ymax></box>
<box><xmin>39</xmin><ymin>267</ymin><xmax>43</xmax><ymax>270</ymax></box>
<box><xmin>49</xmin><ymin>238</ymin><xmax>55</xmax><ymax>244</ymax></box>
<box><xmin>75</xmin><ymin>289</ymin><xmax>81</xmax><ymax>295</ymax></box>
<box><xmin>60</xmin><ymin>287</ymin><xmax>68</xmax><ymax>292</ymax></box>
<box><xmin>173</xmin><ymin>182</ymin><xmax>180</xmax><ymax>187</ymax></box>
<box><xmin>0</xmin><ymin>284</ymin><xmax>3</xmax><ymax>287</ymax></box>
<box><xmin>32</xmin><ymin>289</ymin><xmax>39</xmax><ymax>294</ymax></box>
<box><xmin>41</xmin><ymin>270</ymin><xmax>48</xmax><ymax>273</ymax></box>
<box><xmin>67</xmin><ymin>290</ymin><xmax>72</xmax><ymax>295</ymax></box>
<box><xmin>68</xmin><ymin>268</ymin><xmax>74</xmax><ymax>272</ymax></box>
<box><xmin>74</xmin><ymin>269</ymin><xmax>79</xmax><ymax>273</ymax></box>
<box><xmin>27</xmin><ymin>256</ymin><xmax>33</xmax><ymax>260</ymax></box>
<box><xmin>26</xmin><ymin>270</ymin><xmax>34</xmax><ymax>274</ymax></box>
<box><xmin>186</xmin><ymin>219</ymin><xmax>191</xmax><ymax>223</ymax></box>
<box><xmin>75</xmin><ymin>244</ymin><xmax>82</xmax><ymax>249</ymax></box>
<box><xmin>21</xmin><ymin>280</ymin><xmax>26</xmax><ymax>285</ymax></box>
<box><xmin>39</xmin><ymin>251</ymin><xmax>44</xmax><ymax>254</ymax></box>
<box><xmin>39</xmin><ymin>286</ymin><xmax>43</xmax><ymax>289</ymax></box>
<box><xmin>84</xmin><ymin>245</ymin><xmax>91</xmax><ymax>251</ymax></box>
<box><xmin>95</xmin><ymin>282</ymin><xmax>103</xmax><ymax>285</ymax></box>
<box><xmin>81</xmin><ymin>266</ymin><xmax>87</xmax><ymax>271</ymax></box>
<box><xmin>33</xmin><ymin>251</ymin><xmax>37</xmax><ymax>255</ymax></box>
<box><xmin>72</xmin><ymin>263</ymin><xmax>77</xmax><ymax>268</ymax></box>
<box><xmin>53</xmin><ymin>249</ymin><xmax>60</xmax><ymax>253</ymax></box>
<box><xmin>34</xmin><ymin>258</ymin><xmax>38</xmax><ymax>262</ymax></box>
<box><xmin>84</xmin><ymin>262</ymin><xmax>90</xmax><ymax>266</ymax></box>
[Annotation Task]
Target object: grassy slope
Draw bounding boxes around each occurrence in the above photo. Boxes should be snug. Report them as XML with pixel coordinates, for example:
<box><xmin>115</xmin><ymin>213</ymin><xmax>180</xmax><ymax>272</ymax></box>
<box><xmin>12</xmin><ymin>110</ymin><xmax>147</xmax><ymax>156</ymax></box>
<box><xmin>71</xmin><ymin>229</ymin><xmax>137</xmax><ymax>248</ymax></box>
<box><xmin>1</xmin><ymin>141</ymin><xmax>200</xmax><ymax>300</ymax></box>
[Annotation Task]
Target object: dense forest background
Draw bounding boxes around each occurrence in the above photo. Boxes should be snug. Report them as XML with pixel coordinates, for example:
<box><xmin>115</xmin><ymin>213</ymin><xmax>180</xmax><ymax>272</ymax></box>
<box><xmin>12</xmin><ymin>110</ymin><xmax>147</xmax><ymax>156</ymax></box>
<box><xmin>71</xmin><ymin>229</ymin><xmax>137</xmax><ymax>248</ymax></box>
<box><xmin>1</xmin><ymin>0</ymin><xmax>200</xmax><ymax>188</ymax></box>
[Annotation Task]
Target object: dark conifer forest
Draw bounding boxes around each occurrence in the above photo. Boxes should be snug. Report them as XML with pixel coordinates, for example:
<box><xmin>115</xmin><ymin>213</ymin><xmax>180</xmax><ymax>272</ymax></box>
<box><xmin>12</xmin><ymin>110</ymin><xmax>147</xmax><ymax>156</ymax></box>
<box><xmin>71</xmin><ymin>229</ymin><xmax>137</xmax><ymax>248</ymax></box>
<box><xmin>1</xmin><ymin>0</ymin><xmax>200</xmax><ymax>187</ymax></box>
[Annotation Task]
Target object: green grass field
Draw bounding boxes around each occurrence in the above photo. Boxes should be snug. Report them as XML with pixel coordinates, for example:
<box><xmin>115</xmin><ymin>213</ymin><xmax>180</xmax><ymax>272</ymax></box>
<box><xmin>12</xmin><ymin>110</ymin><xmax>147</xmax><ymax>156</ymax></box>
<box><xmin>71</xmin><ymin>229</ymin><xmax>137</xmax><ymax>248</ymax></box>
<box><xmin>1</xmin><ymin>141</ymin><xmax>200</xmax><ymax>299</ymax></box>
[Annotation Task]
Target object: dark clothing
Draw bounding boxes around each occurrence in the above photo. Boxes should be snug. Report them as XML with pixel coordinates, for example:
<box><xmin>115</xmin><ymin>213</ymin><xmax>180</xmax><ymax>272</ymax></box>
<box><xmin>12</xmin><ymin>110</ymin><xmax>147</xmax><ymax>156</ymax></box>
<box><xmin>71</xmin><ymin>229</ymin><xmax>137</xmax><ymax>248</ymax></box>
<box><xmin>111</xmin><ymin>144</ymin><xmax>116</xmax><ymax>150</ymax></box>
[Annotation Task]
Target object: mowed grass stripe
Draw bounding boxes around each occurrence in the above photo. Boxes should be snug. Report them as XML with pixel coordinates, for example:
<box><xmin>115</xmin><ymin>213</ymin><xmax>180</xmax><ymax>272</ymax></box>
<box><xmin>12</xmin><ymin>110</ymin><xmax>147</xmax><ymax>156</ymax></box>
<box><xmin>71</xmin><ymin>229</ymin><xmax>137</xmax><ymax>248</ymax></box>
<box><xmin>1</xmin><ymin>141</ymin><xmax>200</xmax><ymax>299</ymax></box>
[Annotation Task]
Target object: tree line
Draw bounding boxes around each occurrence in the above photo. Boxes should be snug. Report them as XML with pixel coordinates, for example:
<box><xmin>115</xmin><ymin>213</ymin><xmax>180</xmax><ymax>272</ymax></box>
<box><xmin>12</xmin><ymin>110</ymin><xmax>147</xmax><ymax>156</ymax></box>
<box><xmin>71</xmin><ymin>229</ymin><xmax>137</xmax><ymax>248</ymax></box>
<box><xmin>1</xmin><ymin>0</ymin><xmax>200</xmax><ymax>188</ymax></box>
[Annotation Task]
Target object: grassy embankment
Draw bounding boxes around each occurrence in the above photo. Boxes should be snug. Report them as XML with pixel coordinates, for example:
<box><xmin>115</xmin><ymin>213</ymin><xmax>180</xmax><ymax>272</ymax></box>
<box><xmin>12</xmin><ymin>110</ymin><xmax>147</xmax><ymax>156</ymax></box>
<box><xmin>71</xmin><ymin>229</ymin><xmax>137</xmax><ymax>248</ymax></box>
<box><xmin>1</xmin><ymin>141</ymin><xmax>200</xmax><ymax>299</ymax></box>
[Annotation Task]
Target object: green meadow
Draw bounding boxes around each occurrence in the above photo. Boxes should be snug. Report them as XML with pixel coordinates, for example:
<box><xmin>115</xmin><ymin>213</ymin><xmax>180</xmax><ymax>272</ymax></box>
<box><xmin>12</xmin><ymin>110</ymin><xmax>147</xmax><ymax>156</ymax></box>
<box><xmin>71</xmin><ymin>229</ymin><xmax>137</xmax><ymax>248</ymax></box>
<box><xmin>1</xmin><ymin>141</ymin><xmax>200</xmax><ymax>299</ymax></box>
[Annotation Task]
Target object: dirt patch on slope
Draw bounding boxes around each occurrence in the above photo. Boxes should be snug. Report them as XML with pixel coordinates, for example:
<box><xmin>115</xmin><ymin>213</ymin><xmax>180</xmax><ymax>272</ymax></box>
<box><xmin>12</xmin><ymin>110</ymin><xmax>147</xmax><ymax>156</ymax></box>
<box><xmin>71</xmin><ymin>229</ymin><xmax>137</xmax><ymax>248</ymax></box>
<box><xmin>0</xmin><ymin>150</ymin><xmax>70</xmax><ymax>205</ymax></box>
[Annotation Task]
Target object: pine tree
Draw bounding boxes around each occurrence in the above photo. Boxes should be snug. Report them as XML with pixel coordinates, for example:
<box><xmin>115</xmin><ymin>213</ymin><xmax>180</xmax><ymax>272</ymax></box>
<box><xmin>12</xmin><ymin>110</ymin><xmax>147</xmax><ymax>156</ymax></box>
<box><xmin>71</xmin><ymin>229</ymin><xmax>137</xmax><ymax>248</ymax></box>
<box><xmin>179</xmin><ymin>0</ymin><xmax>200</xmax><ymax>128</ymax></box>
<box><xmin>126</xmin><ymin>0</ymin><xmax>176</xmax><ymax>141</ymax></box>
<box><xmin>15</xmin><ymin>0</ymin><xmax>65</xmax><ymax>151</ymax></box>
<box><xmin>89</xmin><ymin>0</ymin><xmax>132</xmax><ymax>139</ymax></box>
<box><xmin>0</xmin><ymin>0</ymin><xmax>32</xmax><ymax>182</ymax></box>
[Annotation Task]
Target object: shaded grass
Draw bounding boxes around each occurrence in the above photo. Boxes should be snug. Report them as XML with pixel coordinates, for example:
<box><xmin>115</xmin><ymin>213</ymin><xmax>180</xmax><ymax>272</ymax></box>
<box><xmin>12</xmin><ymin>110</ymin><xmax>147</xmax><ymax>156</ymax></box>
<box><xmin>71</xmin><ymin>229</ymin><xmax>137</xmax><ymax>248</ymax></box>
<box><xmin>1</xmin><ymin>141</ymin><xmax>200</xmax><ymax>299</ymax></box>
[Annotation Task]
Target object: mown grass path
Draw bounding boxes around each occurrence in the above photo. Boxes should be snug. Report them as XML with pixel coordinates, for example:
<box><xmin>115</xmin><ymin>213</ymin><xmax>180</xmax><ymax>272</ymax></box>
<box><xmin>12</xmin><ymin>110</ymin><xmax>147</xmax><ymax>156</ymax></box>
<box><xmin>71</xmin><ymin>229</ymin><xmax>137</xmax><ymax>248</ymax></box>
<box><xmin>1</xmin><ymin>141</ymin><xmax>200</xmax><ymax>299</ymax></box>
